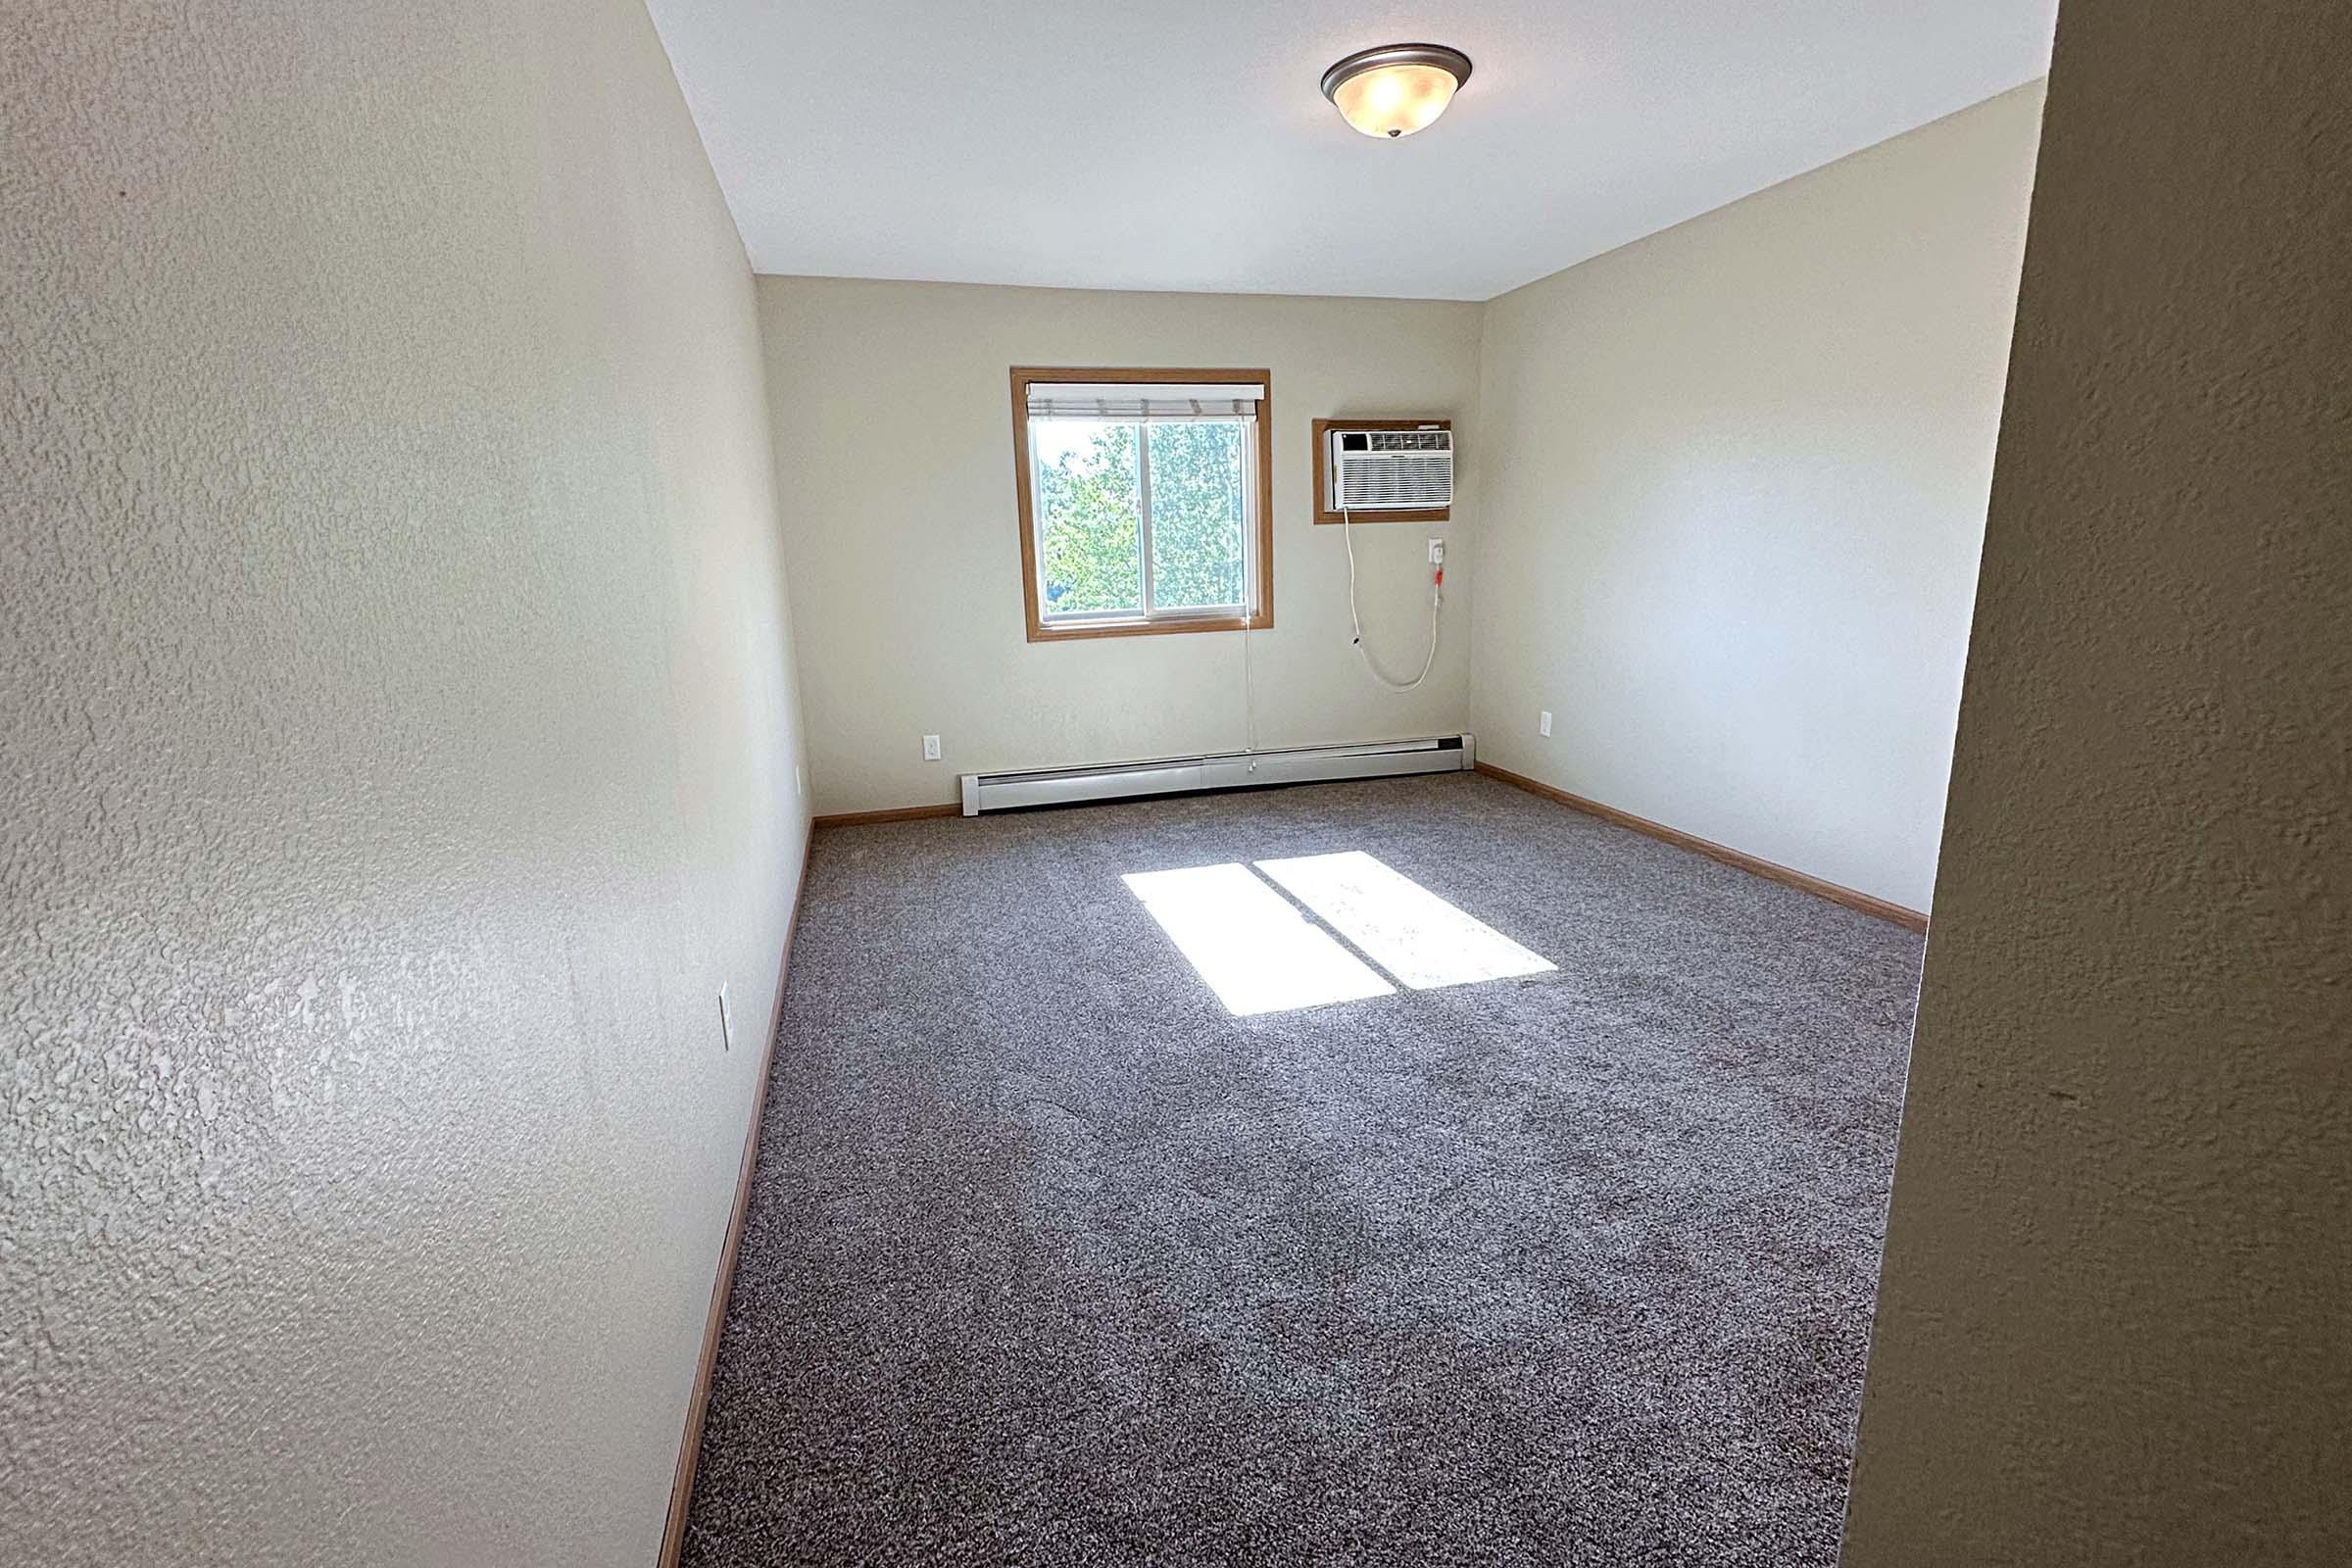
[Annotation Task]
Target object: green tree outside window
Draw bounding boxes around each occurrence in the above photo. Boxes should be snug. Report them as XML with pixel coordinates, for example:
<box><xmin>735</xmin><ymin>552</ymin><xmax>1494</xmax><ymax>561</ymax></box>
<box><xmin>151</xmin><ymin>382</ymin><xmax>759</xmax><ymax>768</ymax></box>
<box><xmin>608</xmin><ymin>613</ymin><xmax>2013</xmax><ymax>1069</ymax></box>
<box><xmin>1037</xmin><ymin>419</ymin><xmax>1247</xmax><ymax>616</ymax></box>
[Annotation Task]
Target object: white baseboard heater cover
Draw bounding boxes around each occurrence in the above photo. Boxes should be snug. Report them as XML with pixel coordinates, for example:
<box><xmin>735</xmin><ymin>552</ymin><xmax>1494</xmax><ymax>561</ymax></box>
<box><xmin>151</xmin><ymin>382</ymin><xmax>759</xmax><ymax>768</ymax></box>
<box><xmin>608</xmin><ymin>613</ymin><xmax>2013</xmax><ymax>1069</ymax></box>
<box><xmin>959</xmin><ymin>734</ymin><xmax>1475</xmax><ymax>816</ymax></box>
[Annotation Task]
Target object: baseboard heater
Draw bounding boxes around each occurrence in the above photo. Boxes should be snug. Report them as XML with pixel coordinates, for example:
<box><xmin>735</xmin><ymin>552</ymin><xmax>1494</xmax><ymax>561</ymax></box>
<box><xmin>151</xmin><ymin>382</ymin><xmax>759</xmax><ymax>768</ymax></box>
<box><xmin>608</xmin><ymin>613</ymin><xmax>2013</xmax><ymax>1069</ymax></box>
<box><xmin>959</xmin><ymin>734</ymin><xmax>1475</xmax><ymax>816</ymax></box>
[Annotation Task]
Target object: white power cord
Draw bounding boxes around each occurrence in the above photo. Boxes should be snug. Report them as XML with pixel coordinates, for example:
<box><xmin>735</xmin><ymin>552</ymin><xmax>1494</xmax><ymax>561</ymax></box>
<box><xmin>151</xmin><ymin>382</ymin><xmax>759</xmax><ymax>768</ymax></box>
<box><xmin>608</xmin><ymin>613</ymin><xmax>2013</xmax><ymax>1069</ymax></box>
<box><xmin>1343</xmin><ymin>505</ymin><xmax>1441</xmax><ymax>690</ymax></box>
<box><xmin>1239</xmin><ymin>597</ymin><xmax>1258</xmax><ymax>774</ymax></box>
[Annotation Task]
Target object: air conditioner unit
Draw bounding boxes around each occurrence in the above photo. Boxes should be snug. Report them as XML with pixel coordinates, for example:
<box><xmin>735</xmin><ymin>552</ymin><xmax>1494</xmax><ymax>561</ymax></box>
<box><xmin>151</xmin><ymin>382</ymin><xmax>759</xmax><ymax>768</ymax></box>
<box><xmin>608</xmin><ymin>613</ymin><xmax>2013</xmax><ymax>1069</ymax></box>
<box><xmin>1328</xmin><ymin>426</ymin><xmax>1453</xmax><ymax>512</ymax></box>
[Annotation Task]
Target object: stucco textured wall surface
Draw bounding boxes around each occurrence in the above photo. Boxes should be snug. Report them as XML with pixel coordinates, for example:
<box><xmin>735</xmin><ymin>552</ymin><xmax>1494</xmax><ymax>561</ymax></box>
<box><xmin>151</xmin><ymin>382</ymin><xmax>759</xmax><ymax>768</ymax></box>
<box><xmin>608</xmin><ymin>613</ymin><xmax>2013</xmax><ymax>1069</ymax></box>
<box><xmin>1841</xmin><ymin>2</ymin><xmax>2350</xmax><ymax>1562</ymax></box>
<box><xmin>1469</xmin><ymin>86</ymin><xmax>2045</xmax><ymax>914</ymax></box>
<box><xmin>1</xmin><ymin>3</ymin><xmax>808</xmax><ymax>1564</ymax></box>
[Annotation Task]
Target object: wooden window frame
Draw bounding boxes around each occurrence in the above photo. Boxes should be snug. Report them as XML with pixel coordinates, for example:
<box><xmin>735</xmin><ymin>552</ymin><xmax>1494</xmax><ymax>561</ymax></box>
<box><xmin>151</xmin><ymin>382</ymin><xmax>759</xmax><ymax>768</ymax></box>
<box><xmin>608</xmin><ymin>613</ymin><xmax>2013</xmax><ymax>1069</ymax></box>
<box><xmin>1310</xmin><ymin>416</ymin><xmax>1453</xmax><ymax>524</ymax></box>
<box><xmin>1010</xmin><ymin>366</ymin><xmax>1275</xmax><ymax>643</ymax></box>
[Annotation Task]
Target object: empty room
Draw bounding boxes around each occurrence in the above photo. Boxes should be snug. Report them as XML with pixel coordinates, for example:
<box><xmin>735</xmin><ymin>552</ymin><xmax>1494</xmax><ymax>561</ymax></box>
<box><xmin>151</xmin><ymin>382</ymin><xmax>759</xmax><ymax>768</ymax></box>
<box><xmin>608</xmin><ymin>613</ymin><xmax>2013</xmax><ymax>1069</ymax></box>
<box><xmin>6</xmin><ymin>3</ymin><xmax>2344</xmax><ymax>1567</ymax></box>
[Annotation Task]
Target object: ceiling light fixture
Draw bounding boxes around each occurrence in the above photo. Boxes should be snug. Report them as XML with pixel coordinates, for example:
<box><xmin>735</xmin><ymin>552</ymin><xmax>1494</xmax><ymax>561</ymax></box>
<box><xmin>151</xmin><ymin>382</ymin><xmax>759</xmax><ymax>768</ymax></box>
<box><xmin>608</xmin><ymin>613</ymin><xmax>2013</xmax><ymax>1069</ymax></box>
<box><xmin>1320</xmin><ymin>43</ymin><xmax>1473</xmax><ymax>139</ymax></box>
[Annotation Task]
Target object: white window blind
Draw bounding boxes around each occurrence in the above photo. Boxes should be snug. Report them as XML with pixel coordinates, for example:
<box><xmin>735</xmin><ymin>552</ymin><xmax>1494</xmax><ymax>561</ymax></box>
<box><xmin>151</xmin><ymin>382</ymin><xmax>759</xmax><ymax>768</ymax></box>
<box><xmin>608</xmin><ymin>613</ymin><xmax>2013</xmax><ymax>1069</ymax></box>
<box><xmin>1026</xmin><ymin>382</ymin><xmax>1263</xmax><ymax>420</ymax></box>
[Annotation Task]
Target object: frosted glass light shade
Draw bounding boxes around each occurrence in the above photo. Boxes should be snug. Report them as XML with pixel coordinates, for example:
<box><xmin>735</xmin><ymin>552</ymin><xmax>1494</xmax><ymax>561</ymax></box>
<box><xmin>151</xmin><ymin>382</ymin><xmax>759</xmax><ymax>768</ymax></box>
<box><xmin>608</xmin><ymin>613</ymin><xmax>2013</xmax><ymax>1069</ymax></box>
<box><xmin>1321</xmin><ymin>44</ymin><xmax>1473</xmax><ymax>139</ymax></box>
<box><xmin>1331</xmin><ymin>64</ymin><xmax>1457</xmax><ymax>137</ymax></box>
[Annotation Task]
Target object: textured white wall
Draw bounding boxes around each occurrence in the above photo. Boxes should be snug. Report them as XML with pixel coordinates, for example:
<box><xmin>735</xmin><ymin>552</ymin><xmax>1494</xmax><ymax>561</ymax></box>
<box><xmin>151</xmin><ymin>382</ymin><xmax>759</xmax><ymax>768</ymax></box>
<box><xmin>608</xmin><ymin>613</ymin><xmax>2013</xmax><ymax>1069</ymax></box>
<box><xmin>0</xmin><ymin>3</ymin><xmax>808</xmax><ymax>1565</ymax></box>
<box><xmin>1467</xmin><ymin>85</ymin><xmax>2046</xmax><ymax>911</ymax></box>
<box><xmin>1843</xmin><ymin>2</ymin><xmax>2351</xmax><ymax>1560</ymax></box>
<box><xmin>757</xmin><ymin>277</ymin><xmax>1481</xmax><ymax>816</ymax></box>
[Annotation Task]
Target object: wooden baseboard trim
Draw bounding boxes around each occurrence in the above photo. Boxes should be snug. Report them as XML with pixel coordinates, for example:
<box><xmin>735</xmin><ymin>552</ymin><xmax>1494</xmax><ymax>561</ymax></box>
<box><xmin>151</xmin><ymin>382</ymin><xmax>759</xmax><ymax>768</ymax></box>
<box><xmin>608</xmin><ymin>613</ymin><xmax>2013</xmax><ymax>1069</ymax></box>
<box><xmin>810</xmin><ymin>802</ymin><xmax>960</xmax><ymax>829</ymax></box>
<box><xmin>1473</xmin><ymin>760</ymin><xmax>1929</xmax><ymax>933</ymax></box>
<box><xmin>658</xmin><ymin>838</ymin><xmax>814</xmax><ymax>1568</ymax></box>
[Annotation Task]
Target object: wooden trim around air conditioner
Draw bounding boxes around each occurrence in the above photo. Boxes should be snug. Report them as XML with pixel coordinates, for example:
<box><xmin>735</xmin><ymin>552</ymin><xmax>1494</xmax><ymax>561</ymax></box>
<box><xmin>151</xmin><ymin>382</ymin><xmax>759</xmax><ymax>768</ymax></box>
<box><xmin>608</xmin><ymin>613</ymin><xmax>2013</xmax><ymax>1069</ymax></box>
<box><xmin>1312</xmin><ymin>416</ymin><xmax>1453</xmax><ymax>525</ymax></box>
<box><xmin>1009</xmin><ymin>366</ymin><xmax>1276</xmax><ymax>643</ymax></box>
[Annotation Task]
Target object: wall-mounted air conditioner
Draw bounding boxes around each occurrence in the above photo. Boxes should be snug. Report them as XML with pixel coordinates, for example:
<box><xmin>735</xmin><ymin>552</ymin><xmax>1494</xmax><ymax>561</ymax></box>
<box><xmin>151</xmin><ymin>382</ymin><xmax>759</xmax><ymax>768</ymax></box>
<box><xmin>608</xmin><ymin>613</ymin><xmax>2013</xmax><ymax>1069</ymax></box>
<box><xmin>1327</xmin><ymin>426</ymin><xmax>1454</xmax><ymax>512</ymax></box>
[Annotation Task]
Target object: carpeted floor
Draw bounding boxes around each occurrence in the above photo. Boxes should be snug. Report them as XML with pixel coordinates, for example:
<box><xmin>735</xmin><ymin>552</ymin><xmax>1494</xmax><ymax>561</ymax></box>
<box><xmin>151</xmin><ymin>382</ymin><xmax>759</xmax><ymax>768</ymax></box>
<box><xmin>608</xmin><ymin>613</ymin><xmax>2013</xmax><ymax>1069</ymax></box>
<box><xmin>681</xmin><ymin>772</ymin><xmax>1923</xmax><ymax>1567</ymax></box>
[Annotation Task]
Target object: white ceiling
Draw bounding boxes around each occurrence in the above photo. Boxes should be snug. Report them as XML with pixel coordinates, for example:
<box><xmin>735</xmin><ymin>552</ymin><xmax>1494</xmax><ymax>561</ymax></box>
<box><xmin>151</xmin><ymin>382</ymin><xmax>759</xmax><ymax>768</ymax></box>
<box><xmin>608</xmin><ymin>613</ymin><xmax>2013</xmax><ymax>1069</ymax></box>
<box><xmin>646</xmin><ymin>1</ymin><xmax>2055</xmax><ymax>302</ymax></box>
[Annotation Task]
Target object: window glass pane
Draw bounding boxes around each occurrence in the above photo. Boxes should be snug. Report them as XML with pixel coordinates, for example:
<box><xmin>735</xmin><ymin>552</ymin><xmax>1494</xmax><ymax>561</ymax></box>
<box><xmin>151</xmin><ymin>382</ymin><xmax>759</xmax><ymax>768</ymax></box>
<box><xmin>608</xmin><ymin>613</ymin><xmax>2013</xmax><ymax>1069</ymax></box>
<box><xmin>1034</xmin><ymin>418</ymin><xmax>1142</xmax><ymax>617</ymax></box>
<box><xmin>1144</xmin><ymin>421</ymin><xmax>1247</xmax><ymax>612</ymax></box>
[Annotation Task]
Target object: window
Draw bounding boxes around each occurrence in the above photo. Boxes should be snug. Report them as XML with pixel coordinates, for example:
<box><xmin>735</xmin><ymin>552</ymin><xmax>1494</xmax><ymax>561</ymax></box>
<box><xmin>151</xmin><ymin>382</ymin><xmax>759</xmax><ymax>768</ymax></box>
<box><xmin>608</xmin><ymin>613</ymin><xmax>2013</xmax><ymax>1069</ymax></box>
<box><xmin>1010</xmin><ymin>368</ymin><xmax>1274</xmax><ymax>641</ymax></box>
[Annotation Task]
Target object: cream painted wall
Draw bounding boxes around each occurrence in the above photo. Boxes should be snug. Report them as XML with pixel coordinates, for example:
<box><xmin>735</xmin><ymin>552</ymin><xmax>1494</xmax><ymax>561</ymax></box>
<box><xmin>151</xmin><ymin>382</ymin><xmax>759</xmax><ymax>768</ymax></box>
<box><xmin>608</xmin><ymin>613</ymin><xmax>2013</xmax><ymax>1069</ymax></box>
<box><xmin>1842</xmin><ymin>2</ymin><xmax>2350</xmax><ymax>1560</ymax></box>
<box><xmin>1</xmin><ymin>3</ymin><xmax>807</xmax><ymax>1565</ymax></box>
<box><xmin>757</xmin><ymin>277</ymin><xmax>1481</xmax><ymax>816</ymax></box>
<box><xmin>1467</xmin><ymin>84</ymin><xmax>2047</xmax><ymax>912</ymax></box>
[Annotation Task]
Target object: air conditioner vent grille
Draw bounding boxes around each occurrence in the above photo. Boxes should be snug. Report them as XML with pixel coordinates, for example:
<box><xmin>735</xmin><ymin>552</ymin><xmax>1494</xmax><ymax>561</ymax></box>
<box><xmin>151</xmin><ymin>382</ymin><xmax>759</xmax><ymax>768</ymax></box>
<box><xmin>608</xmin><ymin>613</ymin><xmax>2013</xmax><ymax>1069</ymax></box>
<box><xmin>1338</xmin><ymin>454</ymin><xmax>1450</xmax><ymax>509</ymax></box>
<box><xmin>1366</xmin><ymin>429</ymin><xmax>1448</xmax><ymax>453</ymax></box>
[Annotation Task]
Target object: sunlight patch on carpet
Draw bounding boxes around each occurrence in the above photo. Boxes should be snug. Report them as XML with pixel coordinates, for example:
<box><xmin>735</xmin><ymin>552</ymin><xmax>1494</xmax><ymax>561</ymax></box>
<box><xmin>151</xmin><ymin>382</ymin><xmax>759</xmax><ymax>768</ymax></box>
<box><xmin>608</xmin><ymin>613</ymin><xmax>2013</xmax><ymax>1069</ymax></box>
<box><xmin>1120</xmin><ymin>862</ymin><xmax>1395</xmax><ymax>1015</ymax></box>
<box><xmin>1125</xmin><ymin>852</ymin><xmax>1551</xmax><ymax>1013</ymax></box>
<box><xmin>1256</xmin><ymin>850</ymin><xmax>1555</xmax><ymax>991</ymax></box>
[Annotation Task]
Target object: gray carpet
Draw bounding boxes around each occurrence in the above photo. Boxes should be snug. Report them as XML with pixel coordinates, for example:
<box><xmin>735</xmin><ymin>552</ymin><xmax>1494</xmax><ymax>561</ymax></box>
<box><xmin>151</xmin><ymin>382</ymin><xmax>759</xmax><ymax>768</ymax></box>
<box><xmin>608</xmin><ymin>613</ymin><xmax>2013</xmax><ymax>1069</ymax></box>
<box><xmin>682</xmin><ymin>773</ymin><xmax>1922</xmax><ymax>1567</ymax></box>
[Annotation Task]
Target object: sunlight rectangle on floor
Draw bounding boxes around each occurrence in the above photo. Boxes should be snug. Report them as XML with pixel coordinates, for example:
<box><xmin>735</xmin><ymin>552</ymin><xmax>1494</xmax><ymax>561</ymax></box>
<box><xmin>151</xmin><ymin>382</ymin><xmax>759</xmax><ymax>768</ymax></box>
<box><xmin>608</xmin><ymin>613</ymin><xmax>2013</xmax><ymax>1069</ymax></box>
<box><xmin>1254</xmin><ymin>851</ymin><xmax>1554</xmax><ymax>990</ymax></box>
<box><xmin>1120</xmin><ymin>862</ymin><xmax>1396</xmax><ymax>1016</ymax></box>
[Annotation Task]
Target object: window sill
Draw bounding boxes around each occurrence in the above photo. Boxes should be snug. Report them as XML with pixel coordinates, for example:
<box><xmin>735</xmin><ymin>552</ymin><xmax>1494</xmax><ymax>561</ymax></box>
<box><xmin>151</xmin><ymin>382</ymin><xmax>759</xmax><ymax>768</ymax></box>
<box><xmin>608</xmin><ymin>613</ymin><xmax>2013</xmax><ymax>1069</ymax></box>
<box><xmin>1029</xmin><ymin>612</ymin><xmax>1269</xmax><ymax>643</ymax></box>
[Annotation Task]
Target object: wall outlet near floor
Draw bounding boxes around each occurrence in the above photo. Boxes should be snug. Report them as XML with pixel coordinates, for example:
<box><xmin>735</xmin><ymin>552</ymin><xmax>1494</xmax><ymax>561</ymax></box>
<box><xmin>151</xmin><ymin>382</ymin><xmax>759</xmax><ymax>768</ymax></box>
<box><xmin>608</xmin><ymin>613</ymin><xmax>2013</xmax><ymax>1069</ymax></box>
<box><xmin>1540</xmin><ymin>710</ymin><xmax>1553</xmax><ymax>738</ymax></box>
<box><xmin>717</xmin><ymin>982</ymin><xmax>733</xmax><ymax>1052</ymax></box>
<box><xmin>922</xmin><ymin>734</ymin><xmax>942</xmax><ymax>761</ymax></box>
<box><xmin>1427</xmin><ymin>538</ymin><xmax>1446</xmax><ymax>565</ymax></box>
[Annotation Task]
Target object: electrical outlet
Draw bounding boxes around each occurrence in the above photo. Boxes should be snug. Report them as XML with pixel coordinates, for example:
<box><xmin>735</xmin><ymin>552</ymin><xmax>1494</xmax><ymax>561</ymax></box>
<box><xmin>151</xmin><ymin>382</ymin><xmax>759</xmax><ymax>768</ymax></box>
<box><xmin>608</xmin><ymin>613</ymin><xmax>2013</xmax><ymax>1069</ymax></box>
<box><xmin>922</xmin><ymin>734</ymin><xmax>942</xmax><ymax>761</ymax></box>
<box><xmin>717</xmin><ymin>982</ymin><xmax>733</xmax><ymax>1052</ymax></box>
<box><xmin>1427</xmin><ymin>538</ymin><xmax>1446</xmax><ymax>565</ymax></box>
<box><xmin>1540</xmin><ymin>710</ymin><xmax>1553</xmax><ymax>738</ymax></box>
